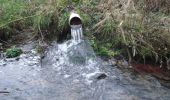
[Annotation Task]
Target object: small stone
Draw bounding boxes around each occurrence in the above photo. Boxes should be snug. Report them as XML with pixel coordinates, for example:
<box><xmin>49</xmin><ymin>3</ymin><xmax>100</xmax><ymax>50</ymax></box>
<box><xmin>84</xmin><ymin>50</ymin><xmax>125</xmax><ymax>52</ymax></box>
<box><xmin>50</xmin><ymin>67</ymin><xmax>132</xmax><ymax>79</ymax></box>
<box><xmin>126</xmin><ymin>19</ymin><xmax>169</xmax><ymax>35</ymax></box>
<box><xmin>129</xmin><ymin>66</ymin><xmax>133</xmax><ymax>68</ymax></box>
<box><xmin>41</xmin><ymin>55</ymin><xmax>45</xmax><ymax>59</ymax></box>
<box><xmin>112</xmin><ymin>61</ymin><xmax>117</xmax><ymax>66</ymax></box>
<box><xmin>15</xmin><ymin>57</ymin><xmax>20</xmax><ymax>61</ymax></box>
<box><xmin>15</xmin><ymin>88</ymin><xmax>21</xmax><ymax>91</ymax></box>
<box><xmin>56</xmin><ymin>58</ymin><xmax>59</xmax><ymax>61</ymax></box>
<box><xmin>122</xmin><ymin>60</ymin><xmax>129</xmax><ymax>67</ymax></box>
<box><xmin>97</xmin><ymin>73</ymin><xmax>107</xmax><ymax>80</ymax></box>
<box><xmin>0</xmin><ymin>61</ymin><xmax>6</xmax><ymax>66</ymax></box>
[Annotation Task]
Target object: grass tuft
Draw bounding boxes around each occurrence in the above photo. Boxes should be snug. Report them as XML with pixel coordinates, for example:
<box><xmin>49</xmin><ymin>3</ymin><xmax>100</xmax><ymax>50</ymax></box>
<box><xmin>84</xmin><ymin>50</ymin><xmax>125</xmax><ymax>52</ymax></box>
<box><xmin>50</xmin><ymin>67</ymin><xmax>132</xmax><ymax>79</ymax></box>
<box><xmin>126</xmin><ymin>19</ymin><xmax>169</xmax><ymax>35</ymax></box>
<box><xmin>5</xmin><ymin>47</ymin><xmax>22</xmax><ymax>58</ymax></box>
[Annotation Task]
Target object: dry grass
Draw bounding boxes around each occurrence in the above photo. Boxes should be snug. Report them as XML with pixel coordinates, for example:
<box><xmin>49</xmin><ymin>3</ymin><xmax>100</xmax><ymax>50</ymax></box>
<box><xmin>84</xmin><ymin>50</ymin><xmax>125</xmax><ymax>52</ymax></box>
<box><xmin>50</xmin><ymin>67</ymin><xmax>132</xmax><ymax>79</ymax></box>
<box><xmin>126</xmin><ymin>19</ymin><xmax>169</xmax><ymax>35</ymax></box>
<box><xmin>93</xmin><ymin>0</ymin><xmax>170</xmax><ymax>69</ymax></box>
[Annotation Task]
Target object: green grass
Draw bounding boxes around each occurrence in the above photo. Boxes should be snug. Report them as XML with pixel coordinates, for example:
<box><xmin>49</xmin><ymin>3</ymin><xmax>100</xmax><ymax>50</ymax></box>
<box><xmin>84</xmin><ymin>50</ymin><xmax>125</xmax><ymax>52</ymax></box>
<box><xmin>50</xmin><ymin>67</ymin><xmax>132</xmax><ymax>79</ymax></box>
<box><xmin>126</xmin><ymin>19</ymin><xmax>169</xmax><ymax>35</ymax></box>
<box><xmin>0</xmin><ymin>0</ymin><xmax>64</xmax><ymax>39</ymax></box>
<box><xmin>0</xmin><ymin>0</ymin><xmax>93</xmax><ymax>40</ymax></box>
<box><xmin>5</xmin><ymin>47</ymin><xmax>22</xmax><ymax>58</ymax></box>
<box><xmin>89</xmin><ymin>38</ymin><xmax>120</xmax><ymax>58</ymax></box>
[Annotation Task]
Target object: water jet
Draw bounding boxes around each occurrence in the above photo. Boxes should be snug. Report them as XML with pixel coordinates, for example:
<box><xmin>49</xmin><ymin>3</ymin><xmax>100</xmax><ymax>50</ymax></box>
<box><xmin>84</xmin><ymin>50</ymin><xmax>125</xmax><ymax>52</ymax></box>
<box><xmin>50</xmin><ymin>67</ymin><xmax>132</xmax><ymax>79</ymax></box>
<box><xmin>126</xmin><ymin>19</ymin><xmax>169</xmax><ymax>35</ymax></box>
<box><xmin>58</xmin><ymin>12</ymin><xmax>83</xmax><ymax>43</ymax></box>
<box><xmin>69</xmin><ymin>12</ymin><xmax>83</xmax><ymax>42</ymax></box>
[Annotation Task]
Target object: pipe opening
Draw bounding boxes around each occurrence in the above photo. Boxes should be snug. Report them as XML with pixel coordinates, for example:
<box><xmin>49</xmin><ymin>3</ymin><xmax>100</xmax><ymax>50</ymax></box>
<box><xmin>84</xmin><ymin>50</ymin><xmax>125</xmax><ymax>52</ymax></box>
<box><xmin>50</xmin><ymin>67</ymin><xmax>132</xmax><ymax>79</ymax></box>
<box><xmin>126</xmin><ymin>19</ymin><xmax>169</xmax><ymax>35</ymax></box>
<box><xmin>69</xmin><ymin>13</ymin><xmax>83</xmax><ymax>42</ymax></box>
<box><xmin>70</xmin><ymin>17</ymin><xmax>82</xmax><ymax>25</ymax></box>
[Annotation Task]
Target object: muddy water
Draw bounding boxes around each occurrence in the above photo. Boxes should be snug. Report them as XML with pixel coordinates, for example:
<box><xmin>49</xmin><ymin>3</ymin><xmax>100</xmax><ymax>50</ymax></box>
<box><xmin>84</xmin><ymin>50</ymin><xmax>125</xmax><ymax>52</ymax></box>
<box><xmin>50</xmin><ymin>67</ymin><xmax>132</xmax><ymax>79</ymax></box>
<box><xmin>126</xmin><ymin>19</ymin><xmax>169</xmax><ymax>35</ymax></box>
<box><xmin>1</xmin><ymin>39</ymin><xmax>170</xmax><ymax>100</ymax></box>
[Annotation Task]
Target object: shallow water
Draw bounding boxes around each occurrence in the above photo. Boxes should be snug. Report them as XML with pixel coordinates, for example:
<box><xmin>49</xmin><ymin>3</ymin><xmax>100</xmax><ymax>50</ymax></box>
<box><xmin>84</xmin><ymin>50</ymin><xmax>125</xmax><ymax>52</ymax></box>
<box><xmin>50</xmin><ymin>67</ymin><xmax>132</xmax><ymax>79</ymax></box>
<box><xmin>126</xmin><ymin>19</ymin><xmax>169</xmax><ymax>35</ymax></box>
<box><xmin>0</xmin><ymin>40</ymin><xmax>170</xmax><ymax>100</ymax></box>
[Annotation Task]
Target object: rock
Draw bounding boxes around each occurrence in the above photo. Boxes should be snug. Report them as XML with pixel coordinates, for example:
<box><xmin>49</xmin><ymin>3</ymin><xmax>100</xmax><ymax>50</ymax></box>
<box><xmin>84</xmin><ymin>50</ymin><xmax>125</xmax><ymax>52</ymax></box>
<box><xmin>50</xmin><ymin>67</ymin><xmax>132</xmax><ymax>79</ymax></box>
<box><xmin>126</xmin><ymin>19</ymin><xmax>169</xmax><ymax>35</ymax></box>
<box><xmin>15</xmin><ymin>57</ymin><xmax>20</xmax><ymax>61</ymax></box>
<box><xmin>111</xmin><ymin>60</ymin><xmax>117</xmax><ymax>66</ymax></box>
<box><xmin>0</xmin><ymin>61</ymin><xmax>6</xmax><ymax>66</ymax></box>
<box><xmin>97</xmin><ymin>73</ymin><xmax>107</xmax><ymax>80</ymax></box>
<box><xmin>116</xmin><ymin>59</ymin><xmax>131</xmax><ymax>69</ymax></box>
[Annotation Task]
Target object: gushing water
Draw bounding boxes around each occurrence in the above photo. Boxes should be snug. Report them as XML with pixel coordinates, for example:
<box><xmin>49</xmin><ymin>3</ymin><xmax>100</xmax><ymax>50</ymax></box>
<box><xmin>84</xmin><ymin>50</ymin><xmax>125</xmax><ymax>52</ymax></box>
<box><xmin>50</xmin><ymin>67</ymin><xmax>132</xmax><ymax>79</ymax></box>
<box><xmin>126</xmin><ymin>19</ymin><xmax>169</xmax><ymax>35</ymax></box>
<box><xmin>71</xmin><ymin>25</ymin><xmax>83</xmax><ymax>42</ymax></box>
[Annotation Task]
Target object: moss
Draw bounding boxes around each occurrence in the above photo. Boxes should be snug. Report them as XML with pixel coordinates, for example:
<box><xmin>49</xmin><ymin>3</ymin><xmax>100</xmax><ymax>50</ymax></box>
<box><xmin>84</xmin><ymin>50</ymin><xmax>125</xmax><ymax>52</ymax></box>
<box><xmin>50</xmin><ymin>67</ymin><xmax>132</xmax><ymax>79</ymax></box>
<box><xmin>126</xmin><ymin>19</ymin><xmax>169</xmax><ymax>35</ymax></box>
<box><xmin>5</xmin><ymin>47</ymin><xmax>22</xmax><ymax>58</ymax></box>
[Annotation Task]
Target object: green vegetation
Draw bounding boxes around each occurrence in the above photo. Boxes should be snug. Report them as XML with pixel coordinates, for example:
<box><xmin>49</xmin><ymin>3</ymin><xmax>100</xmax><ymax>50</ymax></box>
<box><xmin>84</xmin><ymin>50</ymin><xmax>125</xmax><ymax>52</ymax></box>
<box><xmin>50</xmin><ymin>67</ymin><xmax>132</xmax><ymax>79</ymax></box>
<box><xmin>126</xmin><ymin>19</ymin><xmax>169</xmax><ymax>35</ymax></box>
<box><xmin>0</xmin><ymin>0</ymin><xmax>63</xmax><ymax>40</ymax></box>
<box><xmin>0</xmin><ymin>0</ymin><xmax>92</xmax><ymax>41</ymax></box>
<box><xmin>1</xmin><ymin>0</ymin><xmax>170</xmax><ymax>69</ymax></box>
<box><xmin>90</xmin><ymin>38</ymin><xmax>120</xmax><ymax>58</ymax></box>
<box><xmin>5</xmin><ymin>47</ymin><xmax>22</xmax><ymax>58</ymax></box>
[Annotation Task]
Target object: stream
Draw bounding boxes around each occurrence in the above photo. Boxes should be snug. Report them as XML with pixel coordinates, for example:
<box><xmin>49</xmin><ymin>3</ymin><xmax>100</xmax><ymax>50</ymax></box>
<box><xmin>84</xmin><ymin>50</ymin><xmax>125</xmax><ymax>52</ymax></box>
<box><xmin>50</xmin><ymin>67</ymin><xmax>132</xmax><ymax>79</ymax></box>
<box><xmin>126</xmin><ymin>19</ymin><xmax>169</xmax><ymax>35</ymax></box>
<box><xmin>0</xmin><ymin>38</ymin><xmax>170</xmax><ymax>100</ymax></box>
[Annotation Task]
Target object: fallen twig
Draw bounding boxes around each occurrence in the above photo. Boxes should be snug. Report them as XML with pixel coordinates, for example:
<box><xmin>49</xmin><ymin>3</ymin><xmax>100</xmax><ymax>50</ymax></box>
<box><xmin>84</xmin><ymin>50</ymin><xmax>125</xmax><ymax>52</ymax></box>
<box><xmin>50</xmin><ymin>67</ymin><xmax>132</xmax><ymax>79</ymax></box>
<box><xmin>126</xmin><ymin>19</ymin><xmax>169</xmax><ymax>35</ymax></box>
<box><xmin>0</xmin><ymin>91</ymin><xmax>10</xmax><ymax>94</ymax></box>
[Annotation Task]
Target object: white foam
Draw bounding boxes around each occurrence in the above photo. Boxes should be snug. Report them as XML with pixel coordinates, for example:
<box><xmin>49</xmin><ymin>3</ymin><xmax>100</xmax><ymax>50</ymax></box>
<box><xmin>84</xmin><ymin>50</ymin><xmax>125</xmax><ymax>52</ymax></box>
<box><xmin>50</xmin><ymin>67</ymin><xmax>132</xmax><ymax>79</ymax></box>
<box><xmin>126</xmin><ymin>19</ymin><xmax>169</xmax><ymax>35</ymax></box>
<box><xmin>64</xmin><ymin>74</ymin><xmax>71</xmax><ymax>78</ymax></box>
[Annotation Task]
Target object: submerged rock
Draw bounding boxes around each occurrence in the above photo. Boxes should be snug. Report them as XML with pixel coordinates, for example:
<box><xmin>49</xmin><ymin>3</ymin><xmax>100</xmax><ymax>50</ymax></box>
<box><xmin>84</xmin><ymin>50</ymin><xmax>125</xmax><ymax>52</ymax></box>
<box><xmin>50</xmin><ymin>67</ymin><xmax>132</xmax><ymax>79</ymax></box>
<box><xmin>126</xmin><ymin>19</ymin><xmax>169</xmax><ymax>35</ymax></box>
<box><xmin>96</xmin><ymin>73</ymin><xmax>107</xmax><ymax>80</ymax></box>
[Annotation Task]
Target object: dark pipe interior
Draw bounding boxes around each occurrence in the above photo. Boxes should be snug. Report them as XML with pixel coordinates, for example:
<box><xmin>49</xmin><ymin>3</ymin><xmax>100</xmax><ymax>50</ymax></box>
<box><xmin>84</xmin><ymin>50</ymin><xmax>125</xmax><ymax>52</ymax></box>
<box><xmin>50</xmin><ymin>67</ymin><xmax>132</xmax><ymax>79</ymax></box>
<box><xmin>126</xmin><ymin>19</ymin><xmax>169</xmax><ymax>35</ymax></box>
<box><xmin>70</xmin><ymin>17</ymin><xmax>82</xmax><ymax>25</ymax></box>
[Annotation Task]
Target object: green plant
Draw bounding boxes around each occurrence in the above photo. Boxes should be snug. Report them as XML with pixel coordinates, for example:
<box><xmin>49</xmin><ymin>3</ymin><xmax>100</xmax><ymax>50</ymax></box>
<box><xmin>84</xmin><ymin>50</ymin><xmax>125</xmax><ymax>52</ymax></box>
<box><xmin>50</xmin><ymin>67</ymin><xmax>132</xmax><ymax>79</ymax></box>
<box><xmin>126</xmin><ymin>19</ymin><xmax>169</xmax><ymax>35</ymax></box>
<box><xmin>76</xmin><ymin>9</ymin><xmax>92</xmax><ymax>27</ymax></box>
<box><xmin>5</xmin><ymin>47</ymin><xmax>22</xmax><ymax>58</ymax></box>
<box><xmin>89</xmin><ymin>38</ymin><xmax>120</xmax><ymax>58</ymax></box>
<box><xmin>0</xmin><ymin>0</ymin><xmax>65</xmax><ymax>40</ymax></box>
